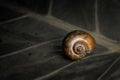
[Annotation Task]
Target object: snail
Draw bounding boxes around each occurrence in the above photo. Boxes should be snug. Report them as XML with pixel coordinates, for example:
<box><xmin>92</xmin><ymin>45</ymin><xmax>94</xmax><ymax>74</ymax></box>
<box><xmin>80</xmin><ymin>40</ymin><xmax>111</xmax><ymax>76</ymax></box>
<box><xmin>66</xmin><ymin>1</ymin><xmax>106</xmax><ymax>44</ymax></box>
<box><xmin>63</xmin><ymin>30</ymin><xmax>96</xmax><ymax>60</ymax></box>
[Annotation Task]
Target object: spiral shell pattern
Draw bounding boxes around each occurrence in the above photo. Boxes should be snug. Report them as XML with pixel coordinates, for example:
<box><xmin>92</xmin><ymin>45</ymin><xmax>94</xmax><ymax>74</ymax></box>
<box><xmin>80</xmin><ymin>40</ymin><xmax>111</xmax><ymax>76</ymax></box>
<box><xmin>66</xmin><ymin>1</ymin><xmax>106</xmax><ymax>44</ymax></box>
<box><xmin>63</xmin><ymin>30</ymin><xmax>96</xmax><ymax>60</ymax></box>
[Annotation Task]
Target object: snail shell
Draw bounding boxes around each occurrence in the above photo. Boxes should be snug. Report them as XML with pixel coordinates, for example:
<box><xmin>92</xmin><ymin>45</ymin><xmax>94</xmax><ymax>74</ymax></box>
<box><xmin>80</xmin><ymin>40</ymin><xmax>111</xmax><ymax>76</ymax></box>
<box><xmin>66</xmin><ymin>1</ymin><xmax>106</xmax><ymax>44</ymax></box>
<box><xmin>63</xmin><ymin>30</ymin><xmax>96</xmax><ymax>60</ymax></box>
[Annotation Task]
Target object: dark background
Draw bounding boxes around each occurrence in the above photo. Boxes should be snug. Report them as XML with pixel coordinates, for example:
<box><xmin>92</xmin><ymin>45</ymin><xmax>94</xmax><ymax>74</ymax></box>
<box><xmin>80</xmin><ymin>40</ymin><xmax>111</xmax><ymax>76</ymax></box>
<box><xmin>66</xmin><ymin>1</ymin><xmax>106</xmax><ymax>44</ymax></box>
<box><xmin>0</xmin><ymin>0</ymin><xmax>120</xmax><ymax>80</ymax></box>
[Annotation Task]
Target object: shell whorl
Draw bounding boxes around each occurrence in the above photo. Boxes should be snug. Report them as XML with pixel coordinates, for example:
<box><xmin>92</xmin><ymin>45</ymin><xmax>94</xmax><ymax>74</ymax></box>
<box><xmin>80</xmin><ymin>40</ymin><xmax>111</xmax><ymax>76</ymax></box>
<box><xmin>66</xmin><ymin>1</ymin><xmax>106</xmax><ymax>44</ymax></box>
<box><xmin>73</xmin><ymin>41</ymin><xmax>86</xmax><ymax>55</ymax></box>
<box><xmin>70</xmin><ymin>37</ymin><xmax>87</xmax><ymax>58</ymax></box>
<box><xmin>63</xmin><ymin>30</ymin><xmax>96</xmax><ymax>60</ymax></box>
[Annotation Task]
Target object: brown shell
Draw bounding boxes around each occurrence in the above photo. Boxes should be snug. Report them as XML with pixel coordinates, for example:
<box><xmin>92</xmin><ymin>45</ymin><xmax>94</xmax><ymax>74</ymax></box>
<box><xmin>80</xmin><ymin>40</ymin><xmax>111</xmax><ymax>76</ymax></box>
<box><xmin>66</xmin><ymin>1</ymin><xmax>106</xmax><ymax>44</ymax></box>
<box><xmin>63</xmin><ymin>30</ymin><xmax>96</xmax><ymax>60</ymax></box>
